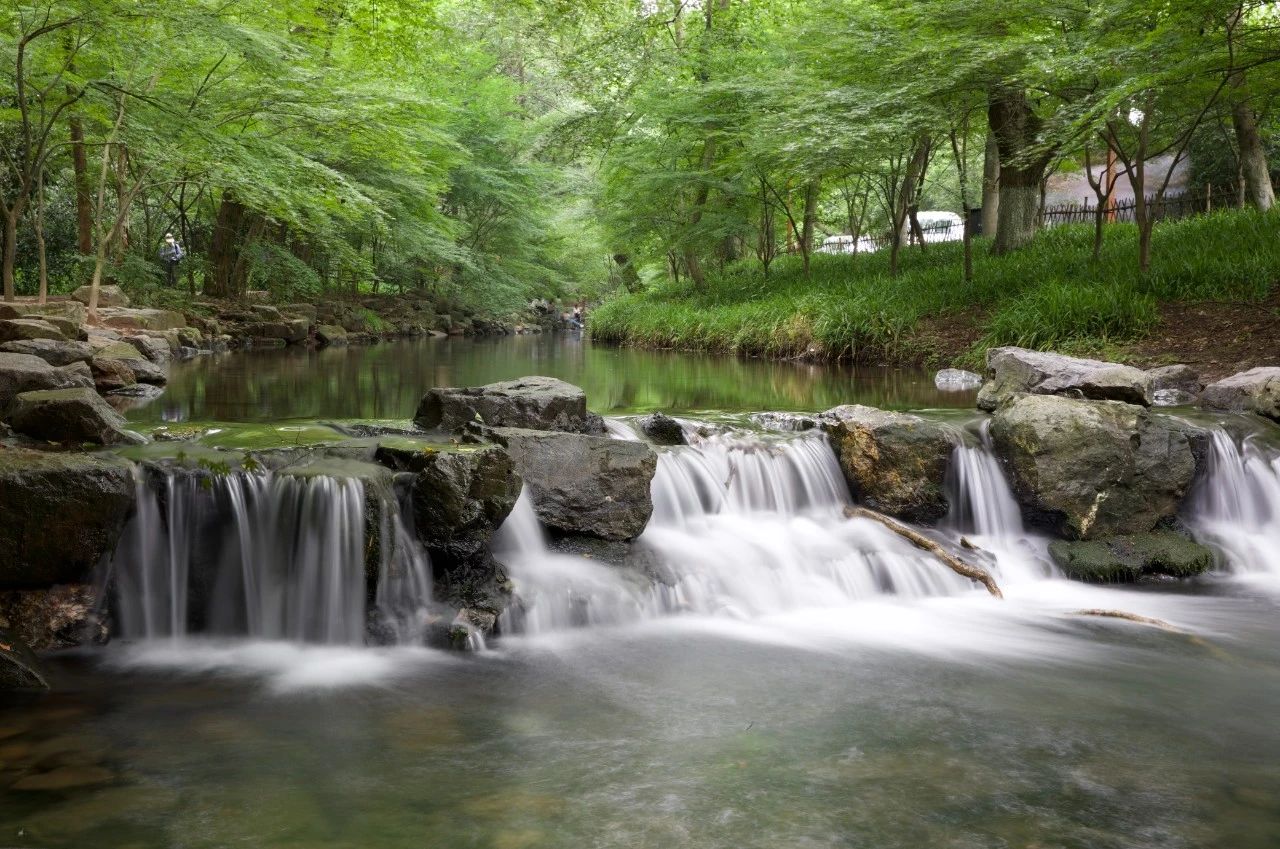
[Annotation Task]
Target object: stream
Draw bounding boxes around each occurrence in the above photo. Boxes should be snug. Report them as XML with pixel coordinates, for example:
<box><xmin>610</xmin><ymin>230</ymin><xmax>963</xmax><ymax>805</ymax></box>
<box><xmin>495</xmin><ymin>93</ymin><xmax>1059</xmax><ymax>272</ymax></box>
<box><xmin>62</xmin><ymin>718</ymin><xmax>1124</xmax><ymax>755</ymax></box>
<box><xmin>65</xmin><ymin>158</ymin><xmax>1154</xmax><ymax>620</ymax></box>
<box><xmin>2</xmin><ymin>335</ymin><xmax>1279</xmax><ymax>849</ymax></box>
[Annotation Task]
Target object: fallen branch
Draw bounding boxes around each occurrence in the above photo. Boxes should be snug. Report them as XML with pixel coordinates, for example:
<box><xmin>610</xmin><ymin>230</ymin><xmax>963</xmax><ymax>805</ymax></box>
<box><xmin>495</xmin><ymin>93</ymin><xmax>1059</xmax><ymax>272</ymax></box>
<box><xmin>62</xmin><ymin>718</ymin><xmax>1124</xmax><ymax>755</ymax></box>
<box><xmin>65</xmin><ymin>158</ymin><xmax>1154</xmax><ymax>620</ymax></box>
<box><xmin>844</xmin><ymin>506</ymin><xmax>1003</xmax><ymax>598</ymax></box>
<box><xmin>1071</xmin><ymin>609</ymin><xmax>1182</xmax><ymax>632</ymax></box>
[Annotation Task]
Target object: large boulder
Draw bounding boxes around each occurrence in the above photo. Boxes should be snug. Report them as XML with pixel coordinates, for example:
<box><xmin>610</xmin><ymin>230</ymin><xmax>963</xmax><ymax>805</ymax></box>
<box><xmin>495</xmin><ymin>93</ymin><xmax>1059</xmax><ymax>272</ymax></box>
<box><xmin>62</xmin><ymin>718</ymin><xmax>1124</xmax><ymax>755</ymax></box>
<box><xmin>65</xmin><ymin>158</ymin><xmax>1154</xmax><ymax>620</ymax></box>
<box><xmin>990</xmin><ymin>395</ymin><xmax>1196</xmax><ymax>539</ymax></box>
<box><xmin>977</xmin><ymin>347</ymin><xmax>1153</xmax><ymax>411</ymax></box>
<box><xmin>0</xmin><ymin>353</ymin><xmax>94</xmax><ymax>413</ymax></box>
<box><xmin>246</xmin><ymin>319</ymin><xmax>308</xmax><ymax>344</ymax></box>
<box><xmin>123</xmin><ymin>334</ymin><xmax>172</xmax><ymax>366</ymax></box>
<box><xmin>72</xmin><ymin>284</ymin><xmax>129</xmax><ymax>307</ymax></box>
<box><xmin>1200</xmin><ymin>367</ymin><xmax>1280</xmax><ymax>423</ymax></box>
<box><xmin>8</xmin><ymin>387</ymin><xmax>146</xmax><ymax>446</ymax></box>
<box><xmin>0</xmin><ymin>300</ymin><xmax>87</xmax><ymax>326</ymax></box>
<box><xmin>0</xmin><ymin>449</ymin><xmax>135</xmax><ymax>587</ymax></box>
<box><xmin>1048</xmin><ymin>532</ymin><xmax>1214</xmax><ymax>583</ymax></box>
<box><xmin>488</xmin><ymin>427</ymin><xmax>657</xmax><ymax>540</ymax></box>
<box><xmin>0</xmin><ymin>318</ymin><xmax>66</xmax><ymax>344</ymax></box>
<box><xmin>315</xmin><ymin>325</ymin><xmax>348</xmax><ymax>347</ymax></box>
<box><xmin>819</xmin><ymin>404</ymin><xmax>951</xmax><ymax>522</ymax></box>
<box><xmin>415</xmin><ymin>376</ymin><xmax>605</xmax><ymax>434</ymax></box>
<box><xmin>99</xmin><ymin>308</ymin><xmax>186</xmax><ymax>332</ymax></box>
<box><xmin>0</xmin><ymin>339</ymin><xmax>93</xmax><ymax>367</ymax></box>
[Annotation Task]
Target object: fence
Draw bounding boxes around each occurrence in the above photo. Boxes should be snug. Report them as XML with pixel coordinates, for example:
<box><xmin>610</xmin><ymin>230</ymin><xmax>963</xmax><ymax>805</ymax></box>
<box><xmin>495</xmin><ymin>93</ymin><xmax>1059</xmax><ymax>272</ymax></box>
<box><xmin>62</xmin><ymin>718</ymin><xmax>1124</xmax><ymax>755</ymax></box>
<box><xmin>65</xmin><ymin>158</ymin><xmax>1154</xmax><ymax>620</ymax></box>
<box><xmin>1041</xmin><ymin>185</ymin><xmax>1231</xmax><ymax>229</ymax></box>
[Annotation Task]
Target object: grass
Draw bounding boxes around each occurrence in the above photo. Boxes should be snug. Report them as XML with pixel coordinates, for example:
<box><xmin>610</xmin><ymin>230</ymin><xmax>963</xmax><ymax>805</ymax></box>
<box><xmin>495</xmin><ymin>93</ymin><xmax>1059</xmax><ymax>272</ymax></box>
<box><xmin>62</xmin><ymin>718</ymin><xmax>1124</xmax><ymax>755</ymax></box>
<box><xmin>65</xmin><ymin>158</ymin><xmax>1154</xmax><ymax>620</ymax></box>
<box><xmin>589</xmin><ymin>209</ymin><xmax>1280</xmax><ymax>367</ymax></box>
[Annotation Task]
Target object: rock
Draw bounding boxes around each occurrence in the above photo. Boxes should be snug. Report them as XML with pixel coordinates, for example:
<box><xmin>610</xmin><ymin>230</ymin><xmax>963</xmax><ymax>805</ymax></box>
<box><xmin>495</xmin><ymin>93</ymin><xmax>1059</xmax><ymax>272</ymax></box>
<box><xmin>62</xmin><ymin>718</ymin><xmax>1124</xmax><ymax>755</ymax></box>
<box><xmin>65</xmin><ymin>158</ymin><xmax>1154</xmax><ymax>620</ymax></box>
<box><xmin>750</xmin><ymin>411</ymin><xmax>820</xmax><ymax>432</ymax></box>
<box><xmin>175</xmin><ymin>327</ymin><xmax>204</xmax><ymax>348</ymax></box>
<box><xmin>636</xmin><ymin>412</ymin><xmax>686</xmax><ymax>446</ymax></box>
<box><xmin>281</xmin><ymin>303</ymin><xmax>318</xmax><ymax>322</ymax></box>
<box><xmin>819</xmin><ymin>404</ymin><xmax>951</xmax><ymax>522</ymax></box>
<box><xmin>990</xmin><ymin>395</ymin><xmax>1196</xmax><ymax>539</ymax></box>
<box><xmin>1153</xmin><ymin>388</ymin><xmax>1199</xmax><ymax>407</ymax></box>
<box><xmin>249</xmin><ymin>337</ymin><xmax>287</xmax><ymax>349</ymax></box>
<box><xmin>0</xmin><ymin>353</ymin><xmax>94</xmax><ymax>413</ymax></box>
<box><xmin>0</xmin><ymin>450</ymin><xmax>135</xmax><ymax>587</ymax></box>
<box><xmin>0</xmin><ymin>301</ymin><xmax>87</xmax><ymax>326</ymax></box>
<box><xmin>72</xmin><ymin>284</ymin><xmax>129</xmax><ymax>307</ymax></box>
<box><xmin>0</xmin><ymin>318</ymin><xmax>66</xmax><ymax>343</ymax></box>
<box><xmin>407</xmin><ymin>445</ymin><xmax>522</xmax><ymax>609</ymax></box>
<box><xmin>246</xmin><ymin>319</ymin><xmax>308</xmax><ymax>344</ymax></box>
<box><xmin>976</xmin><ymin>347</ymin><xmax>1153</xmax><ymax>411</ymax></box>
<box><xmin>90</xmin><ymin>357</ymin><xmax>137</xmax><ymax>391</ymax></box>
<box><xmin>0</xmin><ymin>339</ymin><xmax>93</xmax><ymax>367</ymax></box>
<box><xmin>123</xmin><ymin>335</ymin><xmax>172</xmax><ymax>365</ymax></box>
<box><xmin>8</xmin><ymin>387</ymin><xmax>146</xmax><ymax>446</ymax></box>
<box><xmin>1048</xmin><ymin>532</ymin><xmax>1215</xmax><ymax>583</ymax></box>
<box><xmin>1147</xmin><ymin>364</ymin><xmax>1202</xmax><ymax>407</ymax></box>
<box><xmin>315</xmin><ymin>324</ymin><xmax>348</xmax><ymax>347</ymax></box>
<box><xmin>934</xmin><ymin>368</ymin><xmax>983</xmax><ymax>391</ymax></box>
<box><xmin>415</xmin><ymin>376</ymin><xmax>605</xmax><ymax>434</ymax></box>
<box><xmin>121</xmin><ymin>357</ymin><xmax>166</xmax><ymax>386</ymax></box>
<box><xmin>0</xmin><ymin>585</ymin><xmax>106</xmax><ymax>650</ymax></box>
<box><xmin>1200</xmin><ymin>367</ymin><xmax>1280</xmax><ymax>422</ymax></box>
<box><xmin>40</xmin><ymin>315</ymin><xmax>81</xmax><ymax>339</ymax></box>
<box><xmin>0</xmin><ymin>628</ymin><xmax>48</xmax><ymax>690</ymax></box>
<box><xmin>98</xmin><ymin>308</ymin><xmax>186</xmax><ymax>332</ymax></box>
<box><xmin>488</xmin><ymin>427</ymin><xmax>657</xmax><ymax>540</ymax></box>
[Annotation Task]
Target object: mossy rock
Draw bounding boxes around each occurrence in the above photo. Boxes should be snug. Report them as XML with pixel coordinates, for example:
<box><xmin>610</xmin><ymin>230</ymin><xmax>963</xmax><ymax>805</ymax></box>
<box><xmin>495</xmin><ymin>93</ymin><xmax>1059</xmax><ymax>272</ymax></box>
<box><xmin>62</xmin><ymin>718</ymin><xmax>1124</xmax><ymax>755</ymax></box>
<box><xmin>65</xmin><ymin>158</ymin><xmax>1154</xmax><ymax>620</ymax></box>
<box><xmin>1048</xmin><ymin>532</ymin><xmax>1215</xmax><ymax>583</ymax></box>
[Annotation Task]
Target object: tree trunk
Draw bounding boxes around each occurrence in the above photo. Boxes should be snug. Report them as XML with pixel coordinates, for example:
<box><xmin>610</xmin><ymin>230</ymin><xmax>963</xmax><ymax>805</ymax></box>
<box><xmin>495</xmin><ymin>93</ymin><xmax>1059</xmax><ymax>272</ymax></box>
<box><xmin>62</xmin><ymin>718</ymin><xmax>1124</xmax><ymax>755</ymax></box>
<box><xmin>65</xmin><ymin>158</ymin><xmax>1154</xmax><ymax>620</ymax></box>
<box><xmin>206</xmin><ymin>192</ymin><xmax>252</xmax><ymax>298</ymax></box>
<box><xmin>800</xmin><ymin>180</ymin><xmax>819</xmax><ymax>255</ymax></box>
<box><xmin>890</xmin><ymin>140</ymin><xmax>929</xmax><ymax>276</ymax></box>
<box><xmin>2</xmin><ymin>210</ymin><xmax>17</xmax><ymax>303</ymax></box>
<box><xmin>989</xmin><ymin>88</ymin><xmax>1051</xmax><ymax>254</ymax></box>
<box><xmin>981</xmin><ymin>130</ymin><xmax>1000</xmax><ymax>238</ymax></box>
<box><xmin>1231</xmin><ymin>94</ymin><xmax>1275</xmax><ymax>211</ymax></box>
<box><xmin>70</xmin><ymin>116</ymin><xmax>93</xmax><ymax>256</ymax></box>
<box><xmin>35</xmin><ymin>175</ymin><xmax>48</xmax><ymax>304</ymax></box>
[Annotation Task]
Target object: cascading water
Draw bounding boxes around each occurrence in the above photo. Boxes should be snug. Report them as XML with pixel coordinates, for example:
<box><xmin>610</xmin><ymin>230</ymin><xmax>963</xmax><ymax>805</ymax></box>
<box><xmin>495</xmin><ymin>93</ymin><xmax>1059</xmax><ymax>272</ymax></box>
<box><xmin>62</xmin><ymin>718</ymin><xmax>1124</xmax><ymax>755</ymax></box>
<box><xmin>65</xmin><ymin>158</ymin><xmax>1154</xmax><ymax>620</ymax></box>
<box><xmin>1187</xmin><ymin>429</ymin><xmax>1280</xmax><ymax>575</ymax></box>
<box><xmin>109</xmin><ymin>465</ymin><xmax>434</xmax><ymax>645</ymax></box>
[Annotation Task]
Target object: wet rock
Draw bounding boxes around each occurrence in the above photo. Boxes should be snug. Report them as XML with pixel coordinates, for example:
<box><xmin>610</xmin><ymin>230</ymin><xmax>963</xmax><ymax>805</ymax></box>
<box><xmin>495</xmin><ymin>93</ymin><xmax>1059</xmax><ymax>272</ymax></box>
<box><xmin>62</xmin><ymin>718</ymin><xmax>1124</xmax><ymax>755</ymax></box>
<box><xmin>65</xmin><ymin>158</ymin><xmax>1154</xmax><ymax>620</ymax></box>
<box><xmin>72</xmin><ymin>284</ymin><xmax>129</xmax><ymax>307</ymax></box>
<box><xmin>636</xmin><ymin>412</ymin><xmax>686</xmax><ymax>445</ymax></box>
<box><xmin>315</xmin><ymin>324</ymin><xmax>348</xmax><ymax>347</ymax></box>
<box><xmin>750</xmin><ymin>411</ymin><xmax>820</xmax><ymax>432</ymax></box>
<box><xmin>90</xmin><ymin>356</ymin><xmax>137</xmax><ymax>391</ymax></box>
<box><xmin>0</xmin><ymin>318</ymin><xmax>66</xmax><ymax>343</ymax></box>
<box><xmin>1200</xmin><ymin>367</ymin><xmax>1280</xmax><ymax>423</ymax></box>
<box><xmin>0</xmin><ymin>353</ymin><xmax>94</xmax><ymax>413</ymax></box>
<box><xmin>246</xmin><ymin>319</ymin><xmax>308</xmax><ymax>344</ymax></box>
<box><xmin>122</xmin><ymin>356</ymin><xmax>166</xmax><ymax>386</ymax></box>
<box><xmin>977</xmin><ymin>347</ymin><xmax>1153</xmax><ymax>411</ymax></box>
<box><xmin>1049</xmin><ymin>532</ymin><xmax>1214</xmax><ymax>583</ymax></box>
<box><xmin>0</xmin><ymin>627</ymin><xmax>48</xmax><ymax>689</ymax></box>
<box><xmin>123</xmin><ymin>334</ymin><xmax>172</xmax><ymax>366</ymax></box>
<box><xmin>415</xmin><ymin>376</ymin><xmax>606</xmax><ymax>434</ymax></box>
<box><xmin>8</xmin><ymin>387</ymin><xmax>146</xmax><ymax>446</ymax></box>
<box><xmin>0</xmin><ymin>584</ymin><xmax>107</xmax><ymax>649</ymax></box>
<box><xmin>0</xmin><ymin>339</ymin><xmax>93</xmax><ymax>367</ymax></box>
<box><xmin>104</xmin><ymin>383</ymin><xmax>165</xmax><ymax>414</ymax></box>
<box><xmin>934</xmin><ymin>368</ymin><xmax>983</xmax><ymax>390</ymax></box>
<box><xmin>487</xmin><ymin>427</ymin><xmax>657</xmax><ymax>540</ymax></box>
<box><xmin>819</xmin><ymin>404</ymin><xmax>950</xmax><ymax>522</ymax></box>
<box><xmin>991</xmin><ymin>395</ymin><xmax>1196</xmax><ymax>539</ymax></box>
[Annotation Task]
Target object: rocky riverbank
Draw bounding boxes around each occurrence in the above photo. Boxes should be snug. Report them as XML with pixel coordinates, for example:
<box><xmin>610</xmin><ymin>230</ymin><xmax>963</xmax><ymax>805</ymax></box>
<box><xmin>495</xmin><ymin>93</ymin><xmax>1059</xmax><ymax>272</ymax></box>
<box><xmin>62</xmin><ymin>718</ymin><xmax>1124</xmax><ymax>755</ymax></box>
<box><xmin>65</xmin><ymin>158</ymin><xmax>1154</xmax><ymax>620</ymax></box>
<box><xmin>2</xmin><ymin>347</ymin><xmax>1278</xmax><ymax>688</ymax></box>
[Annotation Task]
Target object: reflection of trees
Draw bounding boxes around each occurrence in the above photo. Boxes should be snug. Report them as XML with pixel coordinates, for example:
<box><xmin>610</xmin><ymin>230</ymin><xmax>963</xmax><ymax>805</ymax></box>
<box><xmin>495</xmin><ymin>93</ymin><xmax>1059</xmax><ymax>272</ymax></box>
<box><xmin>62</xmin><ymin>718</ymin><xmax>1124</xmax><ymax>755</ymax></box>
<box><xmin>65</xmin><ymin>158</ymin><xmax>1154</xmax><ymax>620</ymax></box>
<box><xmin>127</xmin><ymin>337</ymin><xmax>972</xmax><ymax>425</ymax></box>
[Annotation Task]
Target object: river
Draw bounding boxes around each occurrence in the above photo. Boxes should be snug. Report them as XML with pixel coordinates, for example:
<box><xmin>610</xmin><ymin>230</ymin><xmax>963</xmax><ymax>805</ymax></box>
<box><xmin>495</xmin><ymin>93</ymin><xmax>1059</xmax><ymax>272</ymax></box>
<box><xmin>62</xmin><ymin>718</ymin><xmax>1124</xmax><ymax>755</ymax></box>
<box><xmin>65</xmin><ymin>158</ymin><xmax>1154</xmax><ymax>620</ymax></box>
<box><xmin>2</xmin><ymin>335</ymin><xmax>1279</xmax><ymax>849</ymax></box>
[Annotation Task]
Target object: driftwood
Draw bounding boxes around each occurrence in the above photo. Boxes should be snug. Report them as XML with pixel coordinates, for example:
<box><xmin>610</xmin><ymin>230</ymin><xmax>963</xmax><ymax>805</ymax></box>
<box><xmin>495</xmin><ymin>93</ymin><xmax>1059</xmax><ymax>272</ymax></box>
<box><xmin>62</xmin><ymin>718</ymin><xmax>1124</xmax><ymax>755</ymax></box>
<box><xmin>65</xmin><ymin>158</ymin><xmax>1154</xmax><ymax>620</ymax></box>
<box><xmin>843</xmin><ymin>506</ymin><xmax>1004</xmax><ymax>598</ymax></box>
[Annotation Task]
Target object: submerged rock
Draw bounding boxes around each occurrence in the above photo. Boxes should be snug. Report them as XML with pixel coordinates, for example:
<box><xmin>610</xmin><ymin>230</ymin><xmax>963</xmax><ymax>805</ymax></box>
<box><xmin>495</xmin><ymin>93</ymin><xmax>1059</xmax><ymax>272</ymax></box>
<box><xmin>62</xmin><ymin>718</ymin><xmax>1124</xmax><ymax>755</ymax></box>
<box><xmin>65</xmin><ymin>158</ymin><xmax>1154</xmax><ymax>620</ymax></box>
<box><xmin>0</xmin><ymin>450</ymin><xmax>134</xmax><ymax>588</ymax></box>
<box><xmin>934</xmin><ymin>368</ymin><xmax>983</xmax><ymax>391</ymax></box>
<box><xmin>635</xmin><ymin>412</ymin><xmax>686</xmax><ymax>445</ymax></box>
<box><xmin>819</xmin><ymin>404</ymin><xmax>951</xmax><ymax>522</ymax></box>
<box><xmin>0</xmin><ymin>627</ymin><xmax>48</xmax><ymax>690</ymax></box>
<box><xmin>415</xmin><ymin>376</ymin><xmax>605</xmax><ymax>434</ymax></box>
<box><xmin>1200</xmin><ymin>367</ymin><xmax>1280</xmax><ymax>423</ymax></box>
<box><xmin>990</xmin><ymin>395</ymin><xmax>1195</xmax><ymax>539</ymax></box>
<box><xmin>488</xmin><ymin>427</ymin><xmax>658</xmax><ymax>540</ymax></box>
<box><xmin>1049</xmin><ymin>532</ymin><xmax>1214</xmax><ymax>583</ymax></box>
<box><xmin>977</xmin><ymin>347</ymin><xmax>1152</xmax><ymax>411</ymax></box>
<box><xmin>8</xmin><ymin>387</ymin><xmax>146</xmax><ymax>446</ymax></box>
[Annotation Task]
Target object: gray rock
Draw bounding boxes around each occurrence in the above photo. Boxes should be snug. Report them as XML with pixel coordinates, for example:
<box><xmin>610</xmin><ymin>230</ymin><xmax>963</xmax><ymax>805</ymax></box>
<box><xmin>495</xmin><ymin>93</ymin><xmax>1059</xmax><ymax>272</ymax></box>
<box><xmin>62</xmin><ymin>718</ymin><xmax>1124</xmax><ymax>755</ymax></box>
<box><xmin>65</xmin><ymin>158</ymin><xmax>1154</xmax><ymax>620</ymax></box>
<box><xmin>0</xmin><ymin>318</ymin><xmax>66</xmax><ymax>344</ymax></box>
<box><xmin>934</xmin><ymin>368</ymin><xmax>983</xmax><ymax>390</ymax></box>
<box><xmin>123</xmin><ymin>334</ymin><xmax>172</xmax><ymax>365</ymax></box>
<box><xmin>977</xmin><ymin>347</ymin><xmax>1153</xmax><ymax>411</ymax></box>
<box><xmin>415</xmin><ymin>376</ymin><xmax>606</xmax><ymax>434</ymax></box>
<box><xmin>636</xmin><ymin>412</ymin><xmax>686</xmax><ymax>445</ymax></box>
<box><xmin>0</xmin><ymin>300</ymin><xmax>87</xmax><ymax>326</ymax></box>
<box><xmin>990</xmin><ymin>395</ymin><xmax>1196</xmax><ymax>539</ymax></box>
<box><xmin>1200</xmin><ymin>367</ymin><xmax>1280</xmax><ymax>422</ymax></box>
<box><xmin>72</xmin><ymin>284</ymin><xmax>130</xmax><ymax>307</ymax></box>
<box><xmin>90</xmin><ymin>357</ymin><xmax>137</xmax><ymax>391</ymax></box>
<box><xmin>8</xmin><ymin>387</ymin><xmax>146</xmax><ymax>446</ymax></box>
<box><xmin>0</xmin><ymin>339</ymin><xmax>93</xmax><ymax>367</ymax></box>
<box><xmin>122</xmin><ymin>357</ymin><xmax>167</xmax><ymax>386</ymax></box>
<box><xmin>246</xmin><ymin>319</ymin><xmax>308</xmax><ymax>344</ymax></box>
<box><xmin>0</xmin><ymin>353</ymin><xmax>94</xmax><ymax>413</ymax></box>
<box><xmin>1153</xmin><ymin>388</ymin><xmax>1199</xmax><ymax>407</ymax></box>
<box><xmin>819</xmin><ymin>404</ymin><xmax>951</xmax><ymax>522</ymax></box>
<box><xmin>750</xmin><ymin>411</ymin><xmax>820</xmax><ymax>432</ymax></box>
<box><xmin>281</xmin><ymin>303</ymin><xmax>319</xmax><ymax>322</ymax></box>
<box><xmin>98</xmin><ymin>308</ymin><xmax>186</xmax><ymax>332</ymax></box>
<box><xmin>315</xmin><ymin>324</ymin><xmax>348</xmax><ymax>347</ymax></box>
<box><xmin>1048</xmin><ymin>532</ymin><xmax>1215</xmax><ymax>583</ymax></box>
<box><xmin>489</xmin><ymin>427</ymin><xmax>658</xmax><ymax>540</ymax></box>
<box><xmin>0</xmin><ymin>449</ymin><xmax>135</xmax><ymax>587</ymax></box>
<box><xmin>0</xmin><ymin>628</ymin><xmax>48</xmax><ymax>689</ymax></box>
<box><xmin>1147</xmin><ymin>364</ymin><xmax>1202</xmax><ymax>394</ymax></box>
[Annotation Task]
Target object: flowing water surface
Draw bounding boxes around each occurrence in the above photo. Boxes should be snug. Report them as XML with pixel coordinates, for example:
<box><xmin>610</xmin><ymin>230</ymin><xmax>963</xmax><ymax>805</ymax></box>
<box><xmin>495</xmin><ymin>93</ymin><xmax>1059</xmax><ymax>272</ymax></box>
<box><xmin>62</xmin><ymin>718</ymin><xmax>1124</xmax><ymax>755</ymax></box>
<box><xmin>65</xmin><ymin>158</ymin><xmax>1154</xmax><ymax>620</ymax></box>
<box><xmin>4</xmin><ymin>336</ymin><xmax>1280</xmax><ymax>849</ymax></box>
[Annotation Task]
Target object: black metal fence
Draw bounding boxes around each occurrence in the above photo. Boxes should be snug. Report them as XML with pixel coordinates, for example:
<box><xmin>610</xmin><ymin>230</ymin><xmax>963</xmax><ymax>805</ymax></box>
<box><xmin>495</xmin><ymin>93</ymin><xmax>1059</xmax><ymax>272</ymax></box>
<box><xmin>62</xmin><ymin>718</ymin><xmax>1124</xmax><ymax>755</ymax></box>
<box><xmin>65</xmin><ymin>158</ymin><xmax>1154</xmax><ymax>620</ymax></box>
<box><xmin>1041</xmin><ymin>186</ymin><xmax>1231</xmax><ymax>229</ymax></box>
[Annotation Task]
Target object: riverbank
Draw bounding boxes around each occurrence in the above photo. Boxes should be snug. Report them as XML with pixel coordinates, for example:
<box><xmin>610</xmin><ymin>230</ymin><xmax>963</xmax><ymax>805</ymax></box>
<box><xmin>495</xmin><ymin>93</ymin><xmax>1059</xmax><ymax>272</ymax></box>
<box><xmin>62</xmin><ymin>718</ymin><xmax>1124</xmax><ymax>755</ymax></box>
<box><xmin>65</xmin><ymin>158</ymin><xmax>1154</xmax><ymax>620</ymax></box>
<box><xmin>589</xmin><ymin>210</ymin><xmax>1280</xmax><ymax>377</ymax></box>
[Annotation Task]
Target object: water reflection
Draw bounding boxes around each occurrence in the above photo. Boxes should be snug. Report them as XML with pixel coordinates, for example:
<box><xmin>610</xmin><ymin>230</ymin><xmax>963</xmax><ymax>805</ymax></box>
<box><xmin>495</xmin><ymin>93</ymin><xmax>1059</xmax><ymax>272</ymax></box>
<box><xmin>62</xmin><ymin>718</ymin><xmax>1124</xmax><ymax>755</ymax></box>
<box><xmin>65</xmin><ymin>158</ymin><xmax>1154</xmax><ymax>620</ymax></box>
<box><xmin>127</xmin><ymin>335</ymin><xmax>974</xmax><ymax>424</ymax></box>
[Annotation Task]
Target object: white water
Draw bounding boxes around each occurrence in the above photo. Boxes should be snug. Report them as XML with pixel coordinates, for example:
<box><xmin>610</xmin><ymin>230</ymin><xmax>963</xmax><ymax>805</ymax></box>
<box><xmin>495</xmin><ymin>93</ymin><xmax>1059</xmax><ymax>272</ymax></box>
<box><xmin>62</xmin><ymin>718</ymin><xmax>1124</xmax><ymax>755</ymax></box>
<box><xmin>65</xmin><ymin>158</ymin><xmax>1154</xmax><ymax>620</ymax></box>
<box><xmin>1188</xmin><ymin>429</ymin><xmax>1280</xmax><ymax>576</ymax></box>
<box><xmin>110</xmin><ymin>468</ymin><xmax>434</xmax><ymax>645</ymax></box>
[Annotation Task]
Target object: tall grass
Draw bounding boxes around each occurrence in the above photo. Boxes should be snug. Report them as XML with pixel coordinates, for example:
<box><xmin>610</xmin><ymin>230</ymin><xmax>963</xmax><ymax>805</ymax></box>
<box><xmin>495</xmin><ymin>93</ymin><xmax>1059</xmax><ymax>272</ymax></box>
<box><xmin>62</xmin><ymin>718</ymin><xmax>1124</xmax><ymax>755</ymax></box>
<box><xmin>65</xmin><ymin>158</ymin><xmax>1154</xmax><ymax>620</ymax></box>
<box><xmin>589</xmin><ymin>209</ymin><xmax>1280</xmax><ymax>364</ymax></box>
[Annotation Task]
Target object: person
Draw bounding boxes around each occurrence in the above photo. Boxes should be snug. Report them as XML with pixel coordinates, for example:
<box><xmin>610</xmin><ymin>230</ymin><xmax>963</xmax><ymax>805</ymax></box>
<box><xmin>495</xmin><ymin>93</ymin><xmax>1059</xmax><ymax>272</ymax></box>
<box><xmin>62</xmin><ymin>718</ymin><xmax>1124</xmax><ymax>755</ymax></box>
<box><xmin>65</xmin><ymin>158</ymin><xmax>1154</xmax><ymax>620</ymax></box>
<box><xmin>571</xmin><ymin>302</ymin><xmax>584</xmax><ymax>330</ymax></box>
<box><xmin>159</xmin><ymin>232</ymin><xmax>185</xmax><ymax>287</ymax></box>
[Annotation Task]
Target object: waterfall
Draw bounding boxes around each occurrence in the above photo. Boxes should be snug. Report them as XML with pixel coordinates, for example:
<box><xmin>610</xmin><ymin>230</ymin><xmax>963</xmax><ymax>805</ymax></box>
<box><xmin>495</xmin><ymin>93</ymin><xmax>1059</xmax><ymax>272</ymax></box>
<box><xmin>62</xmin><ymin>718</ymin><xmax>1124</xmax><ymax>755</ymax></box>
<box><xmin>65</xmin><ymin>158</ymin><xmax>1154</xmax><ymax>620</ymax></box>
<box><xmin>1187</xmin><ymin>429</ymin><xmax>1280</xmax><ymax>575</ymax></box>
<box><xmin>110</xmin><ymin>466</ymin><xmax>434</xmax><ymax>645</ymax></box>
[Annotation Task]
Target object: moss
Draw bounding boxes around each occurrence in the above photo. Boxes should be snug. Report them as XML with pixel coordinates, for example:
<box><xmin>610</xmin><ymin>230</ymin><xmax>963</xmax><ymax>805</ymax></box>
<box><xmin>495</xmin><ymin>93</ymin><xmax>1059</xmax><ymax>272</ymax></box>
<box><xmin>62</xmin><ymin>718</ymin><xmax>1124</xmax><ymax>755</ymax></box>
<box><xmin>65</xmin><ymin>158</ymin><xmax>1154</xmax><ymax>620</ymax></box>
<box><xmin>1049</xmin><ymin>532</ymin><xmax>1214</xmax><ymax>583</ymax></box>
